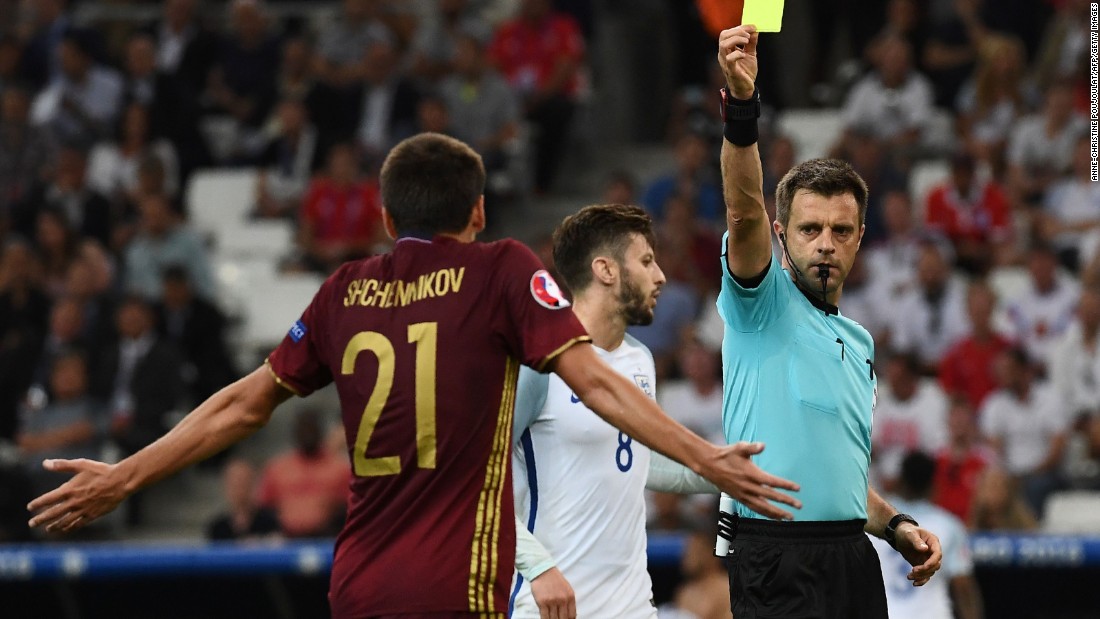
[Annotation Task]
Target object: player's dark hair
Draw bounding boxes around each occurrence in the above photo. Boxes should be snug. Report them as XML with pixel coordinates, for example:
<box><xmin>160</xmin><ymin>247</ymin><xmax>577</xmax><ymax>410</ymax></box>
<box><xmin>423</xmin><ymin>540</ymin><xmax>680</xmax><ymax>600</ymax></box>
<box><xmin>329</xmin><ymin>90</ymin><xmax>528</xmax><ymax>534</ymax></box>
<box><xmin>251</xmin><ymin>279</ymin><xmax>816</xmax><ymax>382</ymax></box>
<box><xmin>380</xmin><ymin>133</ymin><xmax>485</xmax><ymax>236</ymax></box>
<box><xmin>552</xmin><ymin>204</ymin><xmax>657</xmax><ymax>293</ymax></box>
<box><xmin>775</xmin><ymin>158</ymin><xmax>868</xmax><ymax>227</ymax></box>
<box><xmin>900</xmin><ymin>450</ymin><xmax>936</xmax><ymax>497</ymax></box>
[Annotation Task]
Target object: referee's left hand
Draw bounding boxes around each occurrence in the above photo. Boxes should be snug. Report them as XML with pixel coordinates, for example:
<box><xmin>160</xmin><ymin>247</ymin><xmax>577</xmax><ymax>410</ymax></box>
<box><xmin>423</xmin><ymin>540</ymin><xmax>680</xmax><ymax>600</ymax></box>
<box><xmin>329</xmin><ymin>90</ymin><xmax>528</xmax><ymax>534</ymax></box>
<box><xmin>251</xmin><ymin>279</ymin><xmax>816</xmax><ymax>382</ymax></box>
<box><xmin>895</xmin><ymin>523</ymin><xmax>942</xmax><ymax>586</ymax></box>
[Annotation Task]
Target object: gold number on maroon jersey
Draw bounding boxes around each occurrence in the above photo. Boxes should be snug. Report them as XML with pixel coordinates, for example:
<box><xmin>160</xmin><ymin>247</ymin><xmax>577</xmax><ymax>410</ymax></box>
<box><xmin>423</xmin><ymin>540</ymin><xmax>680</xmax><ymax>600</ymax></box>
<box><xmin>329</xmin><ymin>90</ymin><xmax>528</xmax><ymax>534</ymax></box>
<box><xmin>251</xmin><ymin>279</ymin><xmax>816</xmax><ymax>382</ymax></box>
<box><xmin>341</xmin><ymin>323</ymin><xmax>438</xmax><ymax>477</ymax></box>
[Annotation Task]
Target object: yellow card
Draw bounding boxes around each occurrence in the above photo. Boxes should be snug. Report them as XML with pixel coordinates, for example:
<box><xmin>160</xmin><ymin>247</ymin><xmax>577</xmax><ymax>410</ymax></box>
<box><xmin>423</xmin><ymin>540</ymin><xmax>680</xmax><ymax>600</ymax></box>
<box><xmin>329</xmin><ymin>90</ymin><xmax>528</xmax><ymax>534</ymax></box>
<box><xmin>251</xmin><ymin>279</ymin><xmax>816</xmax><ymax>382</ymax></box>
<box><xmin>742</xmin><ymin>0</ymin><xmax>785</xmax><ymax>32</ymax></box>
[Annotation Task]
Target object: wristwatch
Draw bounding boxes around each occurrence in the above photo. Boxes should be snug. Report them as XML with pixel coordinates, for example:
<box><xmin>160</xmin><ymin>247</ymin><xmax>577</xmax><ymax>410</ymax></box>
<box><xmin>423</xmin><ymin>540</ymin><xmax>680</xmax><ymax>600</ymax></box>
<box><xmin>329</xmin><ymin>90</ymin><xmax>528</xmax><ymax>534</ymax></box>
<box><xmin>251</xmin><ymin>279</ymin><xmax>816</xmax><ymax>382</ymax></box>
<box><xmin>719</xmin><ymin>87</ymin><xmax>761</xmax><ymax>122</ymax></box>
<box><xmin>884</xmin><ymin>513</ymin><xmax>919</xmax><ymax>549</ymax></box>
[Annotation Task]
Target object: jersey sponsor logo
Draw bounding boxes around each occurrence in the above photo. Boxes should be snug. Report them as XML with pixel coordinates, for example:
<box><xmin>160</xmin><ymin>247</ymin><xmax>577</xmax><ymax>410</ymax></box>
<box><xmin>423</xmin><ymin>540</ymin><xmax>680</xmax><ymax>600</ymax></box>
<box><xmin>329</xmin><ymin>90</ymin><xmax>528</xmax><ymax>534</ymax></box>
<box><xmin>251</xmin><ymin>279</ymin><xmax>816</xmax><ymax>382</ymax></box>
<box><xmin>569</xmin><ymin>392</ymin><xmax>581</xmax><ymax>403</ymax></box>
<box><xmin>634</xmin><ymin>374</ymin><xmax>653</xmax><ymax>398</ymax></box>
<box><xmin>529</xmin><ymin>270</ymin><xmax>569</xmax><ymax>310</ymax></box>
<box><xmin>289</xmin><ymin>320</ymin><xmax>307</xmax><ymax>342</ymax></box>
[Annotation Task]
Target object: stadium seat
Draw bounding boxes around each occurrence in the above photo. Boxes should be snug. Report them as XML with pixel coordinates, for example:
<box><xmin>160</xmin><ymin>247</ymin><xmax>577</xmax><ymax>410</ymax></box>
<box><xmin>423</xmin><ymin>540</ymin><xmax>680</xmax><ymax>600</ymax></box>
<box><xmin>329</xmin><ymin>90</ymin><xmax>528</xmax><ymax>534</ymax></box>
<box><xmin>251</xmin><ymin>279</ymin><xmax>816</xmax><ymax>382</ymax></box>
<box><xmin>212</xmin><ymin>220</ymin><xmax>295</xmax><ymax>261</ymax></box>
<box><xmin>185</xmin><ymin>168</ymin><xmax>259</xmax><ymax>237</ymax></box>
<box><xmin>1042</xmin><ymin>491</ymin><xmax>1100</xmax><ymax>534</ymax></box>
<box><xmin>238</xmin><ymin>273</ymin><xmax>325</xmax><ymax>354</ymax></box>
<box><xmin>776</xmin><ymin>109</ymin><xmax>844</xmax><ymax>161</ymax></box>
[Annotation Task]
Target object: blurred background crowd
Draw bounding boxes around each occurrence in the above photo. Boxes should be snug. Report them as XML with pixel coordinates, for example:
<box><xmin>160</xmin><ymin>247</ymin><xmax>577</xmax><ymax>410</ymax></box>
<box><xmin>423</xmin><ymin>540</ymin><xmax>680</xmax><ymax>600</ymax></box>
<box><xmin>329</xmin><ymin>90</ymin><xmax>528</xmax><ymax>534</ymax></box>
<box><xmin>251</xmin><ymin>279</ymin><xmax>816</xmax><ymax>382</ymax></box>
<box><xmin>0</xmin><ymin>0</ymin><xmax>1095</xmax><ymax>585</ymax></box>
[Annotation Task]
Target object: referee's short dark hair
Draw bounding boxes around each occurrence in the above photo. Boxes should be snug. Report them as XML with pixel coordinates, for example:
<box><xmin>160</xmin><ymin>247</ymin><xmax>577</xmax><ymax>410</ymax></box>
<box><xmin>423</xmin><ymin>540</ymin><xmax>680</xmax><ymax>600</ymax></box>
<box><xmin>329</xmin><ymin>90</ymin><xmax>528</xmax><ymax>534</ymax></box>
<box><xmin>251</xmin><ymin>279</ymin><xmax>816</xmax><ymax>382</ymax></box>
<box><xmin>381</xmin><ymin>133</ymin><xmax>486</xmax><ymax>237</ymax></box>
<box><xmin>552</xmin><ymin>204</ymin><xmax>657</xmax><ymax>294</ymax></box>
<box><xmin>775</xmin><ymin>158</ymin><xmax>869</xmax><ymax>227</ymax></box>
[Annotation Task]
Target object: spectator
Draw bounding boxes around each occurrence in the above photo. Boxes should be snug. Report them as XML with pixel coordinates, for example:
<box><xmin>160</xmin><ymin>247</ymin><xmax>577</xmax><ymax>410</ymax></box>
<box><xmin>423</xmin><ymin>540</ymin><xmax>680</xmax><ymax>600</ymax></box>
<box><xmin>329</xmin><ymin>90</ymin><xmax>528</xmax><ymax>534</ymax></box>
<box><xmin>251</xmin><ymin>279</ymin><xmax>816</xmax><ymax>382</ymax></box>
<box><xmin>410</xmin><ymin>0</ymin><xmax>488</xmax><ymax>81</ymax></box>
<box><xmin>921</xmin><ymin>0</ymin><xmax>983</xmax><ymax>108</ymax></box>
<box><xmin>887</xmin><ymin>239</ymin><xmax>970</xmax><ymax>373</ymax></box>
<box><xmin>206</xmin><ymin>458</ymin><xmax>280</xmax><ymax>541</ymax></box>
<box><xmin>600</xmin><ymin>169</ymin><xmax>637</xmax><ymax>206</ymax></box>
<box><xmin>34</xmin><ymin>208</ymin><xmax>78</xmax><ymax>299</ymax></box>
<box><xmin>258</xmin><ymin>409</ymin><xmax>349</xmax><ymax>538</ymax></box>
<box><xmin>29</xmin><ymin>29</ymin><xmax>123</xmax><ymax>147</ymax></box>
<box><xmin>147</xmin><ymin>0</ymin><xmax>220</xmax><ymax>96</ymax></box>
<box><xmin>657</xmin><ymin>336</ymin><xmax>724</xmax><ymax>444</ymax></box>
<box><xmin>0</xmin><ymin>240</ymin><xmax>50</xmax><ymax>441</ymax></box>
<box><xmin>272</xmin><ymin>37</ymin><xmax>337</xmax><ymax>149</ymax></box>
<box><xmin>1038</xmin><ymin>137</ymin><xmax>1100</xmax><ymax>272</ymax></box>
<box><xmin>489</xmin><ymin>0</ymin><xmax>586</xmax><ymax>193</ymax></box>
<box><xmin>156</xmin><ymin>265</ymin><xmax>238</xmax><ymax>403</ymax></box>
<box><xmin>123</xmin><ymin>193</ymin><xmax>215</xmax><ymax>302</ymax></box>
<box><xmin>641</xmin><ymin>132</ymin><xmax>722</xmax><ymax>226</ymax></box>
<box><xmin>933</xmin><ymin>398</ymin><xmax>995</xmax><ymax>523</ymax></box>
<box><xmin>87</xmin><ymin>103</ymin><xmax>180</xmax><ymax>206</ymax></box>
<box><xmin>839</xmin><ymin>33</ymin><xmax>934</xmax><ymax>150</ymax></box>
<box><xmin>28</xmin><ymin>296</ymin><xmax>87</xmax><ymax>394</ymax></box>
<box><xmin>955</xmin><ymin>34</ymin><xmax>1031</xmax><ymax>175</ymax></box>
<box><xmin>939</xmin><ymin>280</ymin><xmax>1013</xmax><ymax>410</ymax></box>
<box><xmin>968</xmin><ymin>465</ymin><xmax>1038</xmax><ymax>531</ymax></box>
<box><xmin>253</xmin><ymin>97</ymin><xmax>321</xmax><ymax>220</ymax></box>
<box><xmin>870</xmin><ymin>451</ymin><xmax>984</xmax><ymax>619</ymax></box>
<box><xmin>353</xmin><ymin>38</ymin><xmax>421</xmax><ymax>169</ymax></box>
<box><xmin>979</xmin><ymin>347</ymin><xmax>1069</xmax><ymax>517</ymax></box>
<box><xmin>871</xmin><ymin>351</ymin><xmax>949</xmax><ymax>491</ymax></box>
<box><xmin>1050</xmin><ymin>286</ymin><xmax>1100</xmax><ymax>430</ymax></box>
<box><xmin>924</xmin><ymin>151</ymin><xmax>1013</xmax><ymax>274</ymax></box>
<box><xmin>1006</xmin><ymin>81</ymin><xmax>1087</xmax><ymax>207</ymax></box>
<box><xmin>760</xmin><ymin>134</ymin><xmax>795</xmax><ymax>212</ymax></box>
<box><xmin>661</xmin><ymin>519</ymin><xmax>732</xmax><ymax>619</ymax></box>
<box><xmin>0</xmin><ymin>84</ymin><xmax>54</xmax><ymax>219</ymax></box>
<box><xmin>832</xmin><ymin>128</ymin><xmax>907</xmax><ymax>243</ymax></box>
<box><xmin>864</xmin><ymin>190</ymin><xmax>921</xmax><ymax>310</ymax></box>
<box><xmin>1032</xmin><ymin>0</ymin><xmax>1090</xmax><ymax>93</ymax></box>
<box><xmin>18</xmin><ymin>144</ymin><xmax>112</xmax><ymax>248</ymax></box>
<box><xmin>1004</xmin><ymin>243</ymin><xmax>1080</xmax><ymax>373</ymax></box>
<box><xmin>17</xmin><ymin>0</ymin><xmax>73</xmax><ymax>90</ymax></box>
<box><xmin>656</xmin><ymin>192</ymin><xmax>722</xmax><ymax>297</ymax></box>
<box><xmin>439</xmin><ymin>31</ymin><xmax>520</xmax><ymax>173</ymax></box>
<box><xmin>93</xmin><ymin>295</ymin><xmax>184</xmax><ymax>461</ymax></box>
<box><xmin>17</xmin><ymin>350</ymin><xmax>102</xmax><ymax>499</ymax></box>
<box><xmin>62</xmin><ymin>254</ymin><xmax>116</xmax><ymax>355</ymax></box>
<box><xmin>298</xmin><ymin>143</ymin><xmax>387</xmax><ymax>274</ymax></box>
<box><xmin>204</xmin><ymin>0</ymin><xmax>280</xmax><ymax>140</ymax></box>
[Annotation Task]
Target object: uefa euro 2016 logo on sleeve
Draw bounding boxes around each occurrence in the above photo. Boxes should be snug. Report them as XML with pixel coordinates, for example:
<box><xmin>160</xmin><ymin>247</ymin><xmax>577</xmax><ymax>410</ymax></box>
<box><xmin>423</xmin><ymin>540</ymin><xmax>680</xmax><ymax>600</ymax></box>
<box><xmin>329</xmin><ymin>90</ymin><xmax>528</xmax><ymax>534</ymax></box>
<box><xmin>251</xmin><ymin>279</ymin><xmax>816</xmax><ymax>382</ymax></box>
<box><xmin>289</xmin><ymin>320</ymin><xmax>307</xmax><ymax>343</ymax></box>
<box><xmin>530</xmin><ymin>270</ymin><xmax>570</xmax><ymax>310</ymax></box>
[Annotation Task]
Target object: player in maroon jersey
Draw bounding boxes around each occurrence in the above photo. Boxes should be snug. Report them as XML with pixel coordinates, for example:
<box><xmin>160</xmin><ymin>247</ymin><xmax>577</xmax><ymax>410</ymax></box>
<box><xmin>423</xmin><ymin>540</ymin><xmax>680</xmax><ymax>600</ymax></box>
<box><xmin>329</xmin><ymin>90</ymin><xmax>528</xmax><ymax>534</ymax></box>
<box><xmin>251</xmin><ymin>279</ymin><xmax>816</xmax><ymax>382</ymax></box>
<box><xmin>27</xmin><ymin>133</ymin><xmax>801</xmax><ymax>618</ymax></box>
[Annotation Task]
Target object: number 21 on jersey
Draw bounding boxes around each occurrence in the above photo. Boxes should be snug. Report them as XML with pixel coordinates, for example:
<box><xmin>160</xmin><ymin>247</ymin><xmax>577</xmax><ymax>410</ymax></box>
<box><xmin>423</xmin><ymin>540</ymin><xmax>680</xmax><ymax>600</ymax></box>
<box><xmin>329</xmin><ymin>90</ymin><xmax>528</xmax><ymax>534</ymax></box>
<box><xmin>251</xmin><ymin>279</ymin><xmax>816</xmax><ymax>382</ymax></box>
<box><xmin>342</xmin><ymin>322</ymin><xmax>438</xmax><ymax>477</ymax></box>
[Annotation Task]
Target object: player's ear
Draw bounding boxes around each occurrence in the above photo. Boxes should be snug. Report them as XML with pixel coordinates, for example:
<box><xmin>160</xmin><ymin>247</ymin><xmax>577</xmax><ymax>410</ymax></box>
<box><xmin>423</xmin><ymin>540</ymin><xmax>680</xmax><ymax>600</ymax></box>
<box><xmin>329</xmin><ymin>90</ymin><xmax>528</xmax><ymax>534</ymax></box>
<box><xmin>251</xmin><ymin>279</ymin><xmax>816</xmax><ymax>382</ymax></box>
<box><xmin>469</xmin><ymin>196</ymin><xmax>486</xmax><ymax>233</ymax></box>
<box><xmin>591</xmin><ymin>256</ymin><xmax>615</xmax><ymax>286</ymax></box>
<box><xmin>381</xmin><ymin>207</ymin><xmax>398</xmax><ymax>240</ymax></box>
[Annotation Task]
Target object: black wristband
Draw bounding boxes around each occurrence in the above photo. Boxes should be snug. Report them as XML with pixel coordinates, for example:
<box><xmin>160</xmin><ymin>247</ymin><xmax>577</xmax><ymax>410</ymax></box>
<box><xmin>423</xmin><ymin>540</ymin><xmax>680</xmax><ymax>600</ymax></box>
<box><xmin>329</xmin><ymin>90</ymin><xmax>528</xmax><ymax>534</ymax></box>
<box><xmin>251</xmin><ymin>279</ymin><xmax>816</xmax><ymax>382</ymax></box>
<box><xmin>720</xmin><ymin>87</ymin><xmax>761</xmax><ymax>147</ymax></box>
<box><xmin>884</xmin><ymin>513</ymin><xmax>919</xmax><ymax>550</ymax></box>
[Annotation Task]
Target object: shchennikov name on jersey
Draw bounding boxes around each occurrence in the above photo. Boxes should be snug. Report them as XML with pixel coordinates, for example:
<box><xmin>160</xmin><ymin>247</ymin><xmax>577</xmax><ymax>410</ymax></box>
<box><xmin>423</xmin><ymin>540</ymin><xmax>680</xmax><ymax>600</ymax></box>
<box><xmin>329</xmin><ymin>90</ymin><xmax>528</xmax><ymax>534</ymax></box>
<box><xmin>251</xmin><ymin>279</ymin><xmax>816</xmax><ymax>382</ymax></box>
<box><xmin>343</xmin><ymin>267</ymin><xmax>466</xmax><ymax>308</ymax></box>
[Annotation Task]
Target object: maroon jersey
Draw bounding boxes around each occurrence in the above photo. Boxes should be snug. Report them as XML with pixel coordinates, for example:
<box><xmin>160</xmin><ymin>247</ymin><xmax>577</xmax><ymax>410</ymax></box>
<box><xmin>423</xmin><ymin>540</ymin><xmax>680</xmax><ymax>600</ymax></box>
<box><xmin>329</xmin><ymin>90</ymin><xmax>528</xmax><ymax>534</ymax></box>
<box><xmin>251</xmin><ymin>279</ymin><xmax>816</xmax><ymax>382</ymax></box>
<box><xmin>267</xmin><ymin>236</ymin><xmax>588</xmax><ymax>617</ymax></box>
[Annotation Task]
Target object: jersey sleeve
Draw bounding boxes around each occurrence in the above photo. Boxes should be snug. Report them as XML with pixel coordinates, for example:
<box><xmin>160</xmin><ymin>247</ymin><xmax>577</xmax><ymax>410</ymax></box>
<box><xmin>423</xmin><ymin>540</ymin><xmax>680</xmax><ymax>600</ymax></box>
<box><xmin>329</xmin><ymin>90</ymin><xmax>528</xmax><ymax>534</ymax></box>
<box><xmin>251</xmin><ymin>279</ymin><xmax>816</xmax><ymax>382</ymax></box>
<box><xmin>717</xmin><ymin>234</ymin><xmax>791</xmax><ymax>333</ymax></box>
<box><xmin>513</xmin><ymin>367</ymin><xmax>550</xmax><ymax>439</ymax></box>
<box><xmin>514</xmin><ymin>517</ymin><xmax>557</xmax><ymax>581</ymax></box>
<box><xmin>646</xmin><ymin>452</ymin><xmax>719</xmax><ymax>494</ymax></box>
<box><xmin>496</xmin><ymin>240</ymin><xmax>590</xmax><ymax>371</ymax></box>
<box><xmin>265</xmin><ymin>274</ymin><xmax>337</xmax><ymax>397</ymax></box>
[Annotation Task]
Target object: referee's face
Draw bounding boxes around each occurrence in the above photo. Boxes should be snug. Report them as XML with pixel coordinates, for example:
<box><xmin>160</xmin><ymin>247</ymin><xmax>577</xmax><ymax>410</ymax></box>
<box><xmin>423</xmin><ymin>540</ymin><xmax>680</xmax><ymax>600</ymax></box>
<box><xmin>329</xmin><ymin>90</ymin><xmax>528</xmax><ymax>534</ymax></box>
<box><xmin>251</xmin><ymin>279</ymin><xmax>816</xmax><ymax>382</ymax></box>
<box><xmin>779</xmin><ymin>190</ymin><xmax>864</xmax><ymax>304</ymax></box>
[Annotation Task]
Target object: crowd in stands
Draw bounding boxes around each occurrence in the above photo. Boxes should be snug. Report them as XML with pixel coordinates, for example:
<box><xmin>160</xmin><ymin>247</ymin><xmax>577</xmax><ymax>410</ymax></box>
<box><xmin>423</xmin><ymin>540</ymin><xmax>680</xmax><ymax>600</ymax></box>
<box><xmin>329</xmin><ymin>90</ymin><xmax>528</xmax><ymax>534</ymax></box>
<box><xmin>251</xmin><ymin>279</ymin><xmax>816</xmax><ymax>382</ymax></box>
<box><xmin>0</xmin><ymin>0</ymin><xmax>1095</xmax><ymax>562</ymax></box>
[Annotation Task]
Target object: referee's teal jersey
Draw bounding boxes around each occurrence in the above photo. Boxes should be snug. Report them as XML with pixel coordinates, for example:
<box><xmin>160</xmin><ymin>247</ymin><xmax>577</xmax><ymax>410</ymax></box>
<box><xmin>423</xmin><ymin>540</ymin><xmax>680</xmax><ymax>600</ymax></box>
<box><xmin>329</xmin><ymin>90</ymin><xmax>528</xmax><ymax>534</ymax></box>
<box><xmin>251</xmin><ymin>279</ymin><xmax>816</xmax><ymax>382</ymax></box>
<box><xmin>718</xmin><ymin>242</ymin><xmax>877</xmax><ymax>521</ymax></box>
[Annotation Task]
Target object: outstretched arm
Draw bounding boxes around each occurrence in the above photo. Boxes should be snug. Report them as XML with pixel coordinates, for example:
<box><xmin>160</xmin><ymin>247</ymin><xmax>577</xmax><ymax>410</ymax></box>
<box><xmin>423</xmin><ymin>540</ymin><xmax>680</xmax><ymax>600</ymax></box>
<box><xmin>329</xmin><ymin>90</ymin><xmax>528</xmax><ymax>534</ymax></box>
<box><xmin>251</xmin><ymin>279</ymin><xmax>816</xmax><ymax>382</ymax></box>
<box><xmin>646</xmin><ymin>451</ymin><xmax>719</xmax><ymax>494</ymax></box>
<box><xmin>28</xmin><ymin>367</ymin><xmax>292</xmax><ymax>532</ymax></box>
<box><xmin>865</xmin><ymin>486</ymin><xmax>943</xmax><ymax>586</ymax></box>
<box><xmin>550</xmin><ymin>343</ymin><xmax>800</xmax><ymax>520</ymax></box>
<box><xmin>717</xmin><ymin>25</ymin><xmax>771</xmax><ymax>280</ymax></box>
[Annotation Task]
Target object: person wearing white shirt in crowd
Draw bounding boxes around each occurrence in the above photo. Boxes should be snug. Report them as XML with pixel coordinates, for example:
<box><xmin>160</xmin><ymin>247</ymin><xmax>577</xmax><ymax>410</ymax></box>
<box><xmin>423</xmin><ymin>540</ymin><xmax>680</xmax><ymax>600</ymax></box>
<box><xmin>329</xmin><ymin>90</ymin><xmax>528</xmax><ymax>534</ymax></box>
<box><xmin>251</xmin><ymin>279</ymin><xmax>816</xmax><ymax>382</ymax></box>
<box><xmin>1006</xmin><ymin>80</ymin><xmax>1087</xmax><ymax>206</ymax></box>
<box><xmin>887</xmin><ymin>239</ymin><xmax>969</xmax><ymax>374</ymax></box>
<box><xmin>30</xmin><ymin>30</ymin><xmax>124</xmax><ymax>146</ymax></box>
<box><xmin>1039</xmin><ymin>137</ymin><xmax>1100</xmax><ymax>271</ymax></box>
<box><xmin>839</xmin><ymin>34</ymin><xmax>934</xmax><ymax>150</ymax></box>
<box><xmin>871</xmin><ymin>451</ymin><xmax>984</xmax><ymax>619</ymax></box>
<box><xmin>980</xmin><ymin>347</ymin><xmax>1070</xmax><ymax>517</ymax></box>
<box><xmin>871</xmin><ymin>351</ymin><xmax>949</xmax><ymax>491</ymax></box>
<box><xmin>510</xmin><ymin>204</ymin><xmax>722</xmax><ymax>619</ymax></box>
<box><xmin>1004</xmin><ymin>243</ymin><xmax>1080</xmax><ymax>374</ymax></box>
<box><xmin>657</xmin><ymin>336</ymin><xmax>725</xmax><ymax>443</ymax></box>
<box><xmin>1049</xmin><ymin>286</ymin><xmax>1100</xmax><ymax>486</ymax></box>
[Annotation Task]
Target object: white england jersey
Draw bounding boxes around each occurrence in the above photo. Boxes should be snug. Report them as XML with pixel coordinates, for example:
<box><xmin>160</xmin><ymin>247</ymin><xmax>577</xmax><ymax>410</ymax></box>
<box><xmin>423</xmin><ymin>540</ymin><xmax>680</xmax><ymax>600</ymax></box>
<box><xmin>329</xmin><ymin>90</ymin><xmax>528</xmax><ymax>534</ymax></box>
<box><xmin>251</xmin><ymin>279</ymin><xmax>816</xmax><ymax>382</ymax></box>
<box><xmin>870</xmin><ymin>498</ymin><xmax>973</xmax><ymax>619</ymax></box>
<box><xmin>510</xmin><ymin>335</ymin><xmax>658</xmax><ymax>619</ymax></box>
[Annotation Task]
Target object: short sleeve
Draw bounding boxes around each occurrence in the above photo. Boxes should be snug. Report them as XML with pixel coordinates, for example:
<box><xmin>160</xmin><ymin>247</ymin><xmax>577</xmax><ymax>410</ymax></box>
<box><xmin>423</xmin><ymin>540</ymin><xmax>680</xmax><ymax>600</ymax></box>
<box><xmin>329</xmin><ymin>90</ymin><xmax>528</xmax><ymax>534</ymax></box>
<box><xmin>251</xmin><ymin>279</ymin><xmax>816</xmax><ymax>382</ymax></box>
<box><xmin>513</xmin><ymin>367</ymin><xmax>550</xmax><ymax>439</ymax></box>
<box><xmin>496</xmin><ymin>241</ymin><xmax>589</xmax><ymax>371</ymax></box>
<box><xmin>716</xmin><ymin>233</ymin><xmax>791</xmax><ymax>333</ymax></box>
<box><xmin>266</xmin><ymin>276</ymin><xmax>336</xmax><ymax>397</ymax></box>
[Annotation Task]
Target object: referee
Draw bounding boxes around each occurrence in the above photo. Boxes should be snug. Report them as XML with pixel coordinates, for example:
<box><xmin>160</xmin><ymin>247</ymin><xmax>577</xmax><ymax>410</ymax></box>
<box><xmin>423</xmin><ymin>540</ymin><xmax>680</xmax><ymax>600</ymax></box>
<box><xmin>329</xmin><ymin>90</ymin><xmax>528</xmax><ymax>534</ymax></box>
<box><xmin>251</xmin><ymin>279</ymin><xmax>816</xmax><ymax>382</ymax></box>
<box><xmin>713</xmin><ymin>25</ymin><xmax>943</xmax><ymax>618</ymax></box>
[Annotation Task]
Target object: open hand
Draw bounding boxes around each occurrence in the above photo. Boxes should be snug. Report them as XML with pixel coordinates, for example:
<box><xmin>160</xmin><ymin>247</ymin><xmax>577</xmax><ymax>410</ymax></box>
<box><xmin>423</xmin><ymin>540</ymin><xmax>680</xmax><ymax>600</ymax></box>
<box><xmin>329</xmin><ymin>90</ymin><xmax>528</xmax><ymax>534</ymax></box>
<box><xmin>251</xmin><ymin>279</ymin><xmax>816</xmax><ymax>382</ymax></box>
<box><xmin>706</xmin><ymin>441</ymin><xmax>801</xmax><ymax>520</ymax></box>
<box><xmin>27</xmin><ymin>458</ymin><xmax>129</xmax><ymax>533</ymax></box>
<box><xmin>717</xmin><ymin>25</ymin><xmax>759</xmax><ymax>100</ymax></box>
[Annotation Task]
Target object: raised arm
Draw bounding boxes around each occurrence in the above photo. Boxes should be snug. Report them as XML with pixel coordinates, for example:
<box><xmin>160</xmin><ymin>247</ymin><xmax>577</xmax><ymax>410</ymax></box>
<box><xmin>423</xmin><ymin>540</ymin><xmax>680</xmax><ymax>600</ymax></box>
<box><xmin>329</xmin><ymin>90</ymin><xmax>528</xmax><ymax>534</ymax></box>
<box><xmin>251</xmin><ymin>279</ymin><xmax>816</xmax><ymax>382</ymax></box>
<box><xmin>28</xmin><ymin>367</ymin><xmax>292</xmax><ymax>532</ymax></box>
<box><xmin>550</xmin><ymin>343</ymin><xmax>800</xmax><ymax>520</ymax></box>
<box><xmin>718</xmin><ymin>25</ymin><xmax>772</xmax><ymax>280</ymax></box>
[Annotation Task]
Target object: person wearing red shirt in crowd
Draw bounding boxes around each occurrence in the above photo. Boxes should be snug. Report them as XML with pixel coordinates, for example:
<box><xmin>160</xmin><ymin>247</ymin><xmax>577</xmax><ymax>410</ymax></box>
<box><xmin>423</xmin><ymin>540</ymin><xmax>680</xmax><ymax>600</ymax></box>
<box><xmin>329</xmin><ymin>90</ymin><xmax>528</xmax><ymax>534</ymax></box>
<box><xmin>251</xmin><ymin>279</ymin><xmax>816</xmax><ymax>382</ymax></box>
<box><xmin>27</xmin><ymin>133</ymin><xmax>799</xmax><ymax>618</ymax></box>
<box><xmin>300</xmin><ymin>142</ymin><xmax>388</xmax><ymax>274</ymax></box>
<box><xmin>258</xmin><ymin>408</ymin><xmax>350</xmax><ymax>537</ymax></box>
<box><xmin>488</xmin><ymin>0</ymin><xmax>584</xmax><ymax>194</ymax></box>
<box><xmin>933</xmin><ymin>398</ymin><xmax>995</xmax><ymax>522</ymax></box>
<box><xmin>939</xmin><ymin>279</ymin><xmax>1014</xmax><ymax>410</ymax></box>
<box><xmin>925</xmin><ymin>151</ymin><xmax>1013</xmax><ymax>274</ymax></box>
